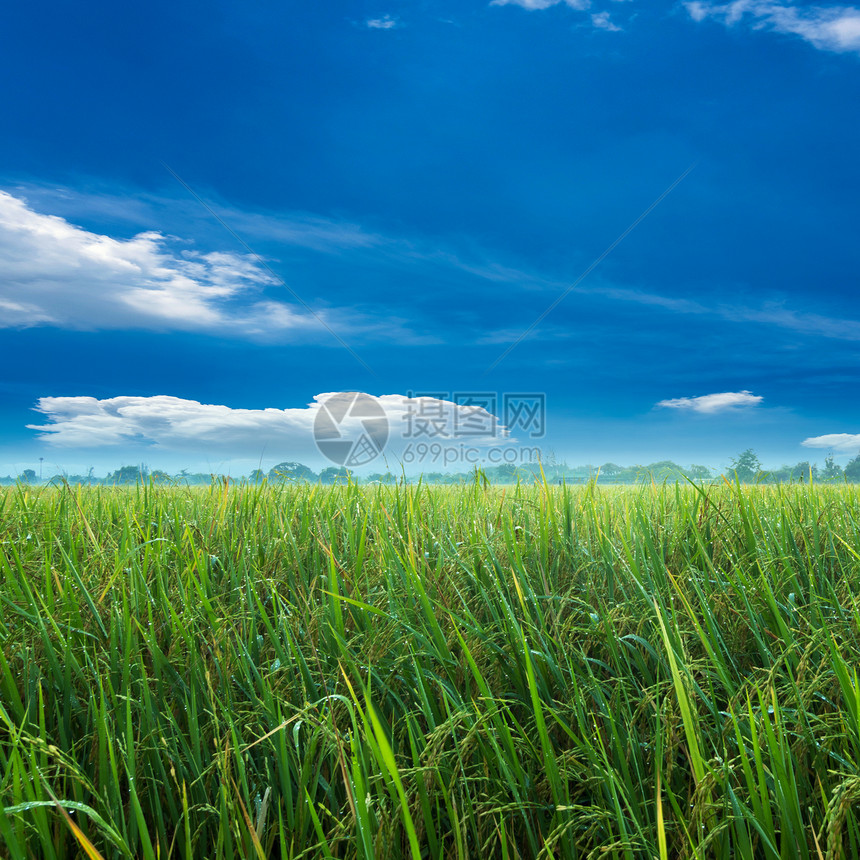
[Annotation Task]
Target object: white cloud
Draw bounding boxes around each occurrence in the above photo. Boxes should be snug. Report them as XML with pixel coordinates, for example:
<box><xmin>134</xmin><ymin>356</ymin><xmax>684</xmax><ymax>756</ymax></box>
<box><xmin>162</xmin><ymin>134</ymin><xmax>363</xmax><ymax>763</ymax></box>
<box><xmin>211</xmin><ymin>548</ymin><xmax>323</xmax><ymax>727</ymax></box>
<box><xmin>490</xmin><ymin>0</ymin><xmax>560</xmax><ymax>8</ymax></box>
<box><xmin>366</xmin><ymin>14</ymin><xmax>400</xmax><ymax>29</ymax></box>
<box><xmin>489</xmin><ymin>0</ymin><xmax>629</xmax><ymax>27</ymax></box>
<box><xmin>684</xmin><ymin>1</ymin><xmax>860</xmax><ymax>54</ymax></box>
<box><xmin>591</xmin><ymin>10</ymin><xmax>622</xmax><ymax>29</ymax></box>
<box><xmin>0</xmin><ymin>189</ymin><xmax>439</xmax><ymax>346</ymax></box>
<box><xmin>27</xmin><ymin>393</ymin><xmax>510</xmax><ymax>455</ymax></box>
<box><xmin>490</xmin><ymin>0</ymin><xmax>591</xmax><ymax>11</ymax></box>
<box><xmin>801</xmin><ymin>433</ymin><xmax>860</xmax><ymax>451</ymax></box>
<box><xmin>0</xmin><ymin>190</ymin><xmax>329</xmax><ymax>337</ymax></box>
<box><xmin>656</xmin><ymin>390</ymin><xmax>763</xmax><ymax>413</ymax></box>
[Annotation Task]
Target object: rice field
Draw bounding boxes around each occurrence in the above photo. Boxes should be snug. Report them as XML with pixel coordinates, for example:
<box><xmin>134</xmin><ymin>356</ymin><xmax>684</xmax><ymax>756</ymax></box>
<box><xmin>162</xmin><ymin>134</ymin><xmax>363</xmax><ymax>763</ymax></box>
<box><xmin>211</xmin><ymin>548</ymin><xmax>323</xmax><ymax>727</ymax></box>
<box><xmin>3</xmin><ymin>478</ymin><xmax>860</xmax><ymax>859</ymax></box>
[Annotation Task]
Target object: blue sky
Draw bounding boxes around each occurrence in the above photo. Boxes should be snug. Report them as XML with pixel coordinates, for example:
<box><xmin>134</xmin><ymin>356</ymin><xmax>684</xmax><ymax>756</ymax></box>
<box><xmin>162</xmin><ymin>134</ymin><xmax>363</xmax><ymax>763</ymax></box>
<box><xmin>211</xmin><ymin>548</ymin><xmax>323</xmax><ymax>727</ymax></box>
<box><xmin>1</xmin><ymin>0</ymin><xmax>860</xmax><ymax>476</ymax></box>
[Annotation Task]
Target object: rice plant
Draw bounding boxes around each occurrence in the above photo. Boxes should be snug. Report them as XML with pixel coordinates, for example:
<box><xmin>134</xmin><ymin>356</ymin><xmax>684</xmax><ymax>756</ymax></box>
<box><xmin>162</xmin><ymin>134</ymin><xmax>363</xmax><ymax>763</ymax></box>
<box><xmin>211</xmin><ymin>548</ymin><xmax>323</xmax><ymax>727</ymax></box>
<box><xmin>3</xmin><ymin>478</ymin><xmax>860</xmax><ymax>858</ymax></box>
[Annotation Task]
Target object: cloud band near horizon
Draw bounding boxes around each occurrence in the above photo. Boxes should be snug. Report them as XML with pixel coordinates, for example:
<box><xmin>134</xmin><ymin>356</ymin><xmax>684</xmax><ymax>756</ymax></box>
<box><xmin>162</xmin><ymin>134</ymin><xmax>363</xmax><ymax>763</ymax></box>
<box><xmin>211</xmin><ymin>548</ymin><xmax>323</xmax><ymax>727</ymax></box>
<box><xmin>27</xmin><ymin>393</ymin><xmax>510</xmax><ymax>455</ymax></box>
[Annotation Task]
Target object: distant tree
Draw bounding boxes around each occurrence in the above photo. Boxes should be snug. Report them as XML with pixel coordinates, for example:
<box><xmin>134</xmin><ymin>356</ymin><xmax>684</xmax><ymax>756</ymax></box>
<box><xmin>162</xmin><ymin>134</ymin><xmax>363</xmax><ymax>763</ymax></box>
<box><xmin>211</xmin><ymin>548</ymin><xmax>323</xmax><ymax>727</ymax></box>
<box><xmin>616</xmin><ymin>465</ymin><xmax>646</xmax><ymax>483</ymax></box>
<box><xmin>319</xmin><ymin>467</ymin><xmax>351</xmax><ymax>484</ymax></box>
<box><xmin>107</xmin><ymin>465</ymin><xmax>149</xmax><ymax>484</ymax></box>
<box><xmin>18</xmin><ymin>469</ymin><xmax>37</xmax><ymax>484</ymax></box>
<box><xmin>599</xmin><ymin>463</ymin><xmax>623</xmax><ymax>478</ymax></box>
<box><xmin>249</xmin><ymin>469</ymin><xmax>266</xmax><ymax>483</ymax></box>
<box><xmin>63</xmin><ymin>474</ymin><xmax>91</xmax><ymax>485</ymax></box>
<box><xmin>764</xmin><ymin>466</ymin><xmax>792</xmax><ymax>484</ymax></box>
<box><xmin>822</xmin><ymin>454</ymin><xmax>843</xmax><ymax>481</ymax></box>
<box><xmin>367</xmin><ymin>472</ymin><xmax>396</xmax><ymax>484</ymax></box>
<box><xmin>491</xmin><ymin>463</ymin><xmax>519</xmax><ymax>483</ymax></box>
<box><xmin>71</xmin><ymin>467</ymin><xmax>99</xmax><ymax>486</ymax></box>
<box><xmin>791</xmin><ymin>461</ymin><xmax>816</xmax><ymax>482</ymax></box>
<box><xmin>729</xmin><ymin>449</ymin><xmax>762</xmax><ymax>483</ymax></box>
<box><xmin>150</xmin><ymin>470</ymin><xmax>171</xmax><ymax>484</ymax></box>
<box><xmin>166</xmin><ymin>469</ymin><xmax>211</xmax><ymax>485</ymax></box>
<box><xmin>268</xmin><ymin>462</ymin><xmax>318</xmax><ymax>482</ymax></box>
<box><xmin>178</xmin><ymin>472</ymin><xmax>215</xmax><ymax>485</ymax></box>
<box><xmin>646</xmin><ymin>461</ymin><xmax>685</xmax><ymax>481</ymax></box>
<box><xmin>687</xmin><ymin>464</ymin><xmax>712</xmax><ymax>480</ymax></box>
<box><xmin>845</xmin><ymin>454</ymin><xmax>860</xmax><ymax>483</ymax></box>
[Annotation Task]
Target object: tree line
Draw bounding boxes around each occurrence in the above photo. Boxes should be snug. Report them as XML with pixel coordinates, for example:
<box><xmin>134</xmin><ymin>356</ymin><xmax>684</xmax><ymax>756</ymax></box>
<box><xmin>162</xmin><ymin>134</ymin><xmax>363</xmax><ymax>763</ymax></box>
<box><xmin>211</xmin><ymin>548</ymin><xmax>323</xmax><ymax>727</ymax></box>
<box><xmin>4</xmin><ymin>450</ymin><xmax>860</xmax><ymax>485</ymax></box>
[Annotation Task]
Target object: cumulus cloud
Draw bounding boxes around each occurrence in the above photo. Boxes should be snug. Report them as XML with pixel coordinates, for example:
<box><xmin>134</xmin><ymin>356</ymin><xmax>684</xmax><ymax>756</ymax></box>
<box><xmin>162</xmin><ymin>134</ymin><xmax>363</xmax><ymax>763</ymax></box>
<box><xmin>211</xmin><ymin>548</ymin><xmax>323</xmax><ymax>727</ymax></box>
<box><xmin>366</xmin><ymin>14</ymin><xmax>400</xmax><ymax>29</ymax></box>
<box><xmin>684</xmin><ymin>1</ymin><xmax>860</xmax><ymax>54</ymax></box>
<box><xmin>801</xmin><ymin>433</ymin><xmax>860</xmax><ymax>451</ymax></box>
<box><xmin>656</xmin><ymin>390</ymin><xmax>763</xmax><ymax>414</ymax></box>
<box><xmin>27</xmin><ymin>393</ymin><xmax>510</xmax><ymax>456</ymax></box>
<box><xmin>0</xmin><ymin>189</ymin><xmax>439</xmax><ymax>346</ymax></box>
<box><xmin>0</xmin><ymin>190</ymin><xmax>339</xmax><ymax>337</ymax></box>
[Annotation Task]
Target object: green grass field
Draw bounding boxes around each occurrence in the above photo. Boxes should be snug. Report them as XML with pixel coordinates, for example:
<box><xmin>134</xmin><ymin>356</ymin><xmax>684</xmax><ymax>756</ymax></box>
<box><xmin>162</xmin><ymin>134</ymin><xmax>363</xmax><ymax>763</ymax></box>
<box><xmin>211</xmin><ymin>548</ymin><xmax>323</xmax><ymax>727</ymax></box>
<box><xmin>3</xmin><ymin>479</ymin><xmax>860</xmax><ymax>859</ymax></box>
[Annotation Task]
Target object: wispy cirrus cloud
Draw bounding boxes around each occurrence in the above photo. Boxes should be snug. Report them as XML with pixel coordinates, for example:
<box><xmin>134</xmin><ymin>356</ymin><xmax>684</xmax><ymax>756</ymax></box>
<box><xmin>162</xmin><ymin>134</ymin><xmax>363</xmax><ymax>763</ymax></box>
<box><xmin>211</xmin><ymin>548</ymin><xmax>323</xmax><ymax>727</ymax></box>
<box><xmin>490</xmin><ymin>0</ymin><xmax>592</xmax><ymax>13</ymax></box>
<box><xmin>656</xmin><ymin>390</ymin><xmax>763</xmax><ymax>413</ymax></box>
<box><xmin>480</xmin><ymin>282</ymin><xmax>860</xmax><ymax>345</ymax></box>
<box><xmin>14</xmin><ymin>182</ymin><xmax>384</xmax><ymax>254</ymax></box>
<box><xmin>801</xmin><ymin>433</ymin><xmax>860</xmax><ymax>452</ymax></box>
<box><xmin>592</xmin><ymin>287</ymin><xmax>860</xmax><ymax>342</ymax></box>
<box><xmin>489</xmin><ymin>0</ymin><xmax>629</xmax><ymax>30</ymax></box>
<box><xmin>366</xmin><ymin>14</ymin><xmax>400</xmax><ymax>29</ymax></box>
<box><xmin>685</xmin><ymin>0</ymin><xmax>860</xmax><ymax>54</ymax></box>
<box><xmin>7</xmin><ymin>183</ymin><xmax>860</xmax><ymax>351</ymax></box>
